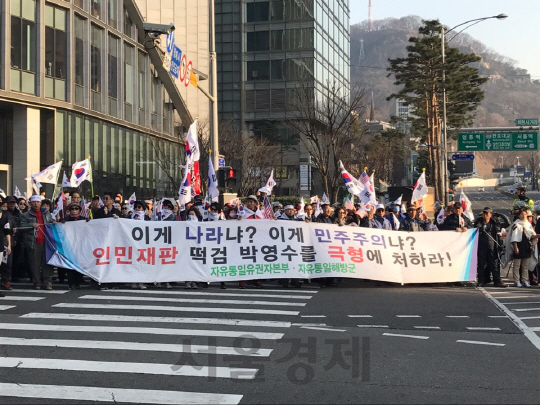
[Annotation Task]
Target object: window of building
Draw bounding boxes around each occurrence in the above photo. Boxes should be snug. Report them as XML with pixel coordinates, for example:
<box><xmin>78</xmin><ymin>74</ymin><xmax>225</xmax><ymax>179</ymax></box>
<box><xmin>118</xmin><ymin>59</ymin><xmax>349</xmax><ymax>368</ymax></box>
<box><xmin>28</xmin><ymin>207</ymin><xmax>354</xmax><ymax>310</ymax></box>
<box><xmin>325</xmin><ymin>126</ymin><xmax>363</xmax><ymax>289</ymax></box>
<box><xmin>73</xmin><ymin>0</ymin><xmax>84</xmax><ymax>9</ymax></box>
<box><xmin>74</xmin><ymin>16</ymin><xmax>85</xmax><ymax>106</ymax></box>
<box><xmin>138</xmin><ymin>52</ymin><xmax>146</xmax><ymax>126</ymax></box>
<box><xmin>270</xmin><ymin>1</ymin><xmax>284</xmax><ymax>21</ymax></box>
<box><xmin>107</xmin><ymin>0</ymin><xmax>117</xmax><ymax>29</ymax></box>
<box><xmin>108</xmin><ymin>35</ymin><xmax>119</xmax><ymax>116</ymax></box>
<box><xmin>271</xmin><ymin>60</ymin><xmax>284</xmax><ymax>80</ymax></box>
<box><xmin>271</xmin><ymin>30</ymin><xmax>283</xmax><ymax>50</ymax></box>
<box><xmin>151</xmin><ymin>77</ymin><xmax>160</xmax><ymax>130</ymax></box>
<box><xmin>91</xmin><ymin>0</ymin><xmax>101</xmax><ymax>19</ymax></box>
<box><xmin>247</xmin><ymin>61</ymin><xmax>269</xmax><ymax>81</ymax></box>
<box><xmin>10</xmin><ymin>0</ymin><xmax>37</xmax><ymax>94</ymax></box>
<box><xmin>124</xmin><ymin>44</ymin><xmax>134</xmax><ymax>122</ymax></box>
<box><xmin>45</xmin><ymin>4</ymin><xmax>67</xmax><ymax>101</ymax></box>
<box><xmin>90</xmin><ymin>24</ymin><xmax>103</xmax><ymax>111</ymax></box>
<box><xmin>124</xmin><ymin>8</ymin><xmax>134</xmax><ymax>39</ymax></box>
<box><xmin>247</xmin><ymin>31</ymin><xmax>269</xmax><ymax>52</ymax></box>
<box><xmin>246</xmin><ymin>2</ymin><xmax>268</xmax><ymax>22</ymax></box>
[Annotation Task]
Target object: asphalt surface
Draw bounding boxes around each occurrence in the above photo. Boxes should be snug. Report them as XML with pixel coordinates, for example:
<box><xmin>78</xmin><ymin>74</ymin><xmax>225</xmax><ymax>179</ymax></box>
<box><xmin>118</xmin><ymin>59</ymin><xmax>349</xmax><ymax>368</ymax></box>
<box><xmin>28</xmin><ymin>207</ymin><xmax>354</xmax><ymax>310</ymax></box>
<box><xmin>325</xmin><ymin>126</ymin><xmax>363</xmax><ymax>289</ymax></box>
<box><xmin>0</xmin><ymin>271</ymin><xmax>540</xmax><ymax>404</ymax></box>
<box><xmin>465</xmin><ymin>187</ymin><xmax>540</xmax><ymax>216</ymax></box>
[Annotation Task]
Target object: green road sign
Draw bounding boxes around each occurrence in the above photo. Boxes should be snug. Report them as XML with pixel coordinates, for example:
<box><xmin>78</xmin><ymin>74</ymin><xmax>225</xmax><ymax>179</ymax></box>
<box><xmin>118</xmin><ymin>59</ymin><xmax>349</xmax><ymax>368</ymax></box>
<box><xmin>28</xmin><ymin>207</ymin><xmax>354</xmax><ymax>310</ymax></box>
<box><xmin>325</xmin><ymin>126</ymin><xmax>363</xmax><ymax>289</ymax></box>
<box><xmin>458</xmin><ymin>131</ymin><xmax>538</xmax><ymax>151</ymax></box>
<box><xmin>515</xmin><ymin>118</ymin><xmax>538</xmax><ymax>126</ymax></box>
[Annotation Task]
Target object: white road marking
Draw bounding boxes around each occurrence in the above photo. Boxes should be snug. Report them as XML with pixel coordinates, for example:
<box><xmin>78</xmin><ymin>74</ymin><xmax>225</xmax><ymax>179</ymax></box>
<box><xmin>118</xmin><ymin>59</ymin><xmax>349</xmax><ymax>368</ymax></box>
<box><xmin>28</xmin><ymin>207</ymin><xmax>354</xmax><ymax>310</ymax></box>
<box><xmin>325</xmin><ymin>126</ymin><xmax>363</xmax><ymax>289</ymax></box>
<box><xmin>479</xmin><ymin>287</ymin><xmax>540</xmax><ymax>352</ymax></box>
<box><xmin>0</xmin><ymin>337</ymin><xmax>273</xmax><ymax>357</ymax></box>
<box><xmin>0</xmin><ymin>323</ymin><xmax>284</xmax><ymax>340</ymax></box>
<box><xmin>0</xmin><ymin>383</ymin><xmax>243</xmax><ymax>405</ymax></box>
<box><xmin>501</xmin><ymin>302</ymin><xmax>540</xmax><ymax>305</ymax></box>
<box><xmin>357</xmin><ymin>325</ymin><xmax>389</xmax><ymax>328</ymax></box>
<box><xmin>414</xmin><ymin>326</ymin><xmax>441</xmax><ymax>330</ymax></box>
<box><xmin>466</xmin><ymin>327</ymin><xmax>501</xmax><ymax>331</ymax></box>
<box><xmin>291</xmin><ymin>323</ymin><xmax>327</xmax><ymax>327</ymax></box>
<box><xmin>100</xmin><ymin>289</ymin><xmax>313</xmax><ymax>300</ymax></box>
<box><xmin>300</xmin><ymin>315</ymin><xmax>326</xmax><ymax>318</ymax></box>
<box><xmin>0</xmin><ymin>305</ymin><xmax>15</xmax><ymax>310</ymax></box>
<box><xmin>79</xmin><ymin>295</ymin><xmax>306</xmax><ymax>307</ymax></box>
<box><xmin>300</xmin><ymin>326</ymin><xmax>346</xmax><ymax>332</ymax></box>
<box><xmin>512</xmin><ymin>308</ymin><xmax>540</xmax><ymax>312</ymax></box>
<box><xmin>223</xmin><ymin>288</ymin><xmax>317</xmax><ymax>294</ymax></box>
<box><xmin>396</xmin><ymin>315</ymin><xmax>421</xmax><ymax>318</ymax></box>
<box><xmin>347</xmin><ymin>315</ymin><xmax>373</xmax><ymax>318</ymax></box>
<box><xmin>53</xmin><ymin>303</ymin><xmax>299</xmax><ymax>316</ymax></box>
<box><xmin>519</xmin><ymin>316</ymin><xmax>540</xmax><ymax>320</ymax></box>
<box><xmin>0</xmin><ymin>296</ymin><xmax>45</xmax><ymax>301</ymax></box>
<box><xmin>0</xmin><ymin>357</ymin><xmax>258</xmax><ymax>379</ymax></box>
<box><xmin>531</xmin><ymin>327</ymin><xmax>540</xmax><ymax>332</ymax></box>
<box><xmin>457</xmin><ymin>340</ymin><xmax>505</xmax><ymax>347</ymax></box>
<box><xmin>488</xmin><ymin>316</ymin><xmax>509</xmax><ymax>318</ymax></box>
<box><xmin>21</xmin><ymin>313</ymin><xmax>291</xmax><ymax>328</ymax></box>
<box><xmin>6</xmin><ymin>289</ymin><xmax>67</xmax><ymax>294</ymax></box>
<box><xmin>496</xmin><ymin>295</ymin><xmax>537</xmax><ymax>299</ymax></box>
<box><xmin>382</xmin><ymin>333</ymin><xmax>429</xmax><ymax>340</ymax></box>
<box><xmin>446</xmin><ymin>316</ymin><xmax>469</xmax><ymax>318</ymax></box>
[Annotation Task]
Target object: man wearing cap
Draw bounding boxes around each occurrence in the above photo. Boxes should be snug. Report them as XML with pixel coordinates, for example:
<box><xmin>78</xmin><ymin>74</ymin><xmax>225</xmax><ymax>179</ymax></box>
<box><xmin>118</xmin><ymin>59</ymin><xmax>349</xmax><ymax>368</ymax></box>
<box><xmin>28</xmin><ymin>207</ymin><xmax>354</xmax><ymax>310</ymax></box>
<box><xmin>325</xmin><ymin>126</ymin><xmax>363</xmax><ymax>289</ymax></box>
<box><xmin>273</xmin><ymin>202</ymin><xmax>283</xmax><ymax>217</ymax></box>
<box><xmin>370</xmin><ymin>204</ymin><xmax>392</xmax><ymax>230</ymax></box>
<box><xmin>441</xmin><ymin>202</ymin><xmax>472</xmax><ymax>232</ymax></box>
<box><xmin>161</xmin><ymin>199</ymin><xmax>177</xmax><ymax>221</ymax></box>
<box><xmin>399</xmin><ymin>205</ymin><xmax>427</xmax><ymax>232</ymax></box>
<box><xmin>386</xmin><ymin>205</ymin><xmax>401</xmax><ymax>230</ymax></box>
<box><xmin>474</xmin><ymin>207</ymin><xmax>506</xmax><ymax>287</ymax></box>
<box><xmin>20</xmin><ymin>195</ymin><xmax>56</xmax><ymax>290</ymax></box>
<box><xmin>278</xmin><ymin>205</ymin><xmax>298</xmax><ymax>221</ymax></box>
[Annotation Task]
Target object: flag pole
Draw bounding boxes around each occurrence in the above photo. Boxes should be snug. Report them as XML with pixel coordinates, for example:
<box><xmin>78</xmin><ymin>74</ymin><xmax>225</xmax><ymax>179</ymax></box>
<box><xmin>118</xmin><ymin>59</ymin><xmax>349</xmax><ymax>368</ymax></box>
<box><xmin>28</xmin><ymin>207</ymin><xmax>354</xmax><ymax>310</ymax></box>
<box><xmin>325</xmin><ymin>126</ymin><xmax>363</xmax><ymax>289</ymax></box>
<box><xmin>51</xmin><ymin>159</ymin><xmax>64</xmax><ymax>202</ymax></box>
<box><xmin>88</xmin><ymin>155</ymin><xmax>94</xmax><ymax>219</ymax></box>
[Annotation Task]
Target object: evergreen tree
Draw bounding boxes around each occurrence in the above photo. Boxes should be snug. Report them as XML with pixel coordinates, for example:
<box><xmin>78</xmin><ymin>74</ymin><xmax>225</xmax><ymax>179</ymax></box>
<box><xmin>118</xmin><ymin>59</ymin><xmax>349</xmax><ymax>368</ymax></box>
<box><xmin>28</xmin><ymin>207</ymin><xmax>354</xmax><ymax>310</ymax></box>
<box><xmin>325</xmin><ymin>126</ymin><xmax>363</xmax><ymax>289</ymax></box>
<box><xmin>387</xmin><ymin>20</ymin><xmax>487</xmax><ymax>202</ymax></box>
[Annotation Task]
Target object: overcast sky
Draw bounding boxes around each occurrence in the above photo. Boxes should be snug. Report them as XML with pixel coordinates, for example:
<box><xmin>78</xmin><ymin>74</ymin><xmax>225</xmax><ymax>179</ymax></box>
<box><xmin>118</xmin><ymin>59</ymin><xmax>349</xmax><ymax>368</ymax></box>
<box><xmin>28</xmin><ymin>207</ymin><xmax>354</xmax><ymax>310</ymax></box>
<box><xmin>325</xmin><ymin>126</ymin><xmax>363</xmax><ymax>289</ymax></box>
<box><xmin>349</xmin><ymin>0</ymin><xmax>540</xmax><ymax>78</ymax></box>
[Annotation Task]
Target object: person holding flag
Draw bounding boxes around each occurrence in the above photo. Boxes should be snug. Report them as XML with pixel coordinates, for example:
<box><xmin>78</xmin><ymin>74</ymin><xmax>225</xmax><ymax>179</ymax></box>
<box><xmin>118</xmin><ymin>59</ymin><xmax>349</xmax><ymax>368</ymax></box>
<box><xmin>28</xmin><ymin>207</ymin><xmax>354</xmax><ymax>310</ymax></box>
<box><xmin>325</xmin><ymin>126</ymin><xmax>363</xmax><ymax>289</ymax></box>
<box><xmin>259</xmin><ymin>170</ymin><xmax>277</xmax><ymax>196</ymax></box>
<box><xmin>441</xmin><ymin>202</ymin><xmax>472</xmax><ymax>232</ymax></box>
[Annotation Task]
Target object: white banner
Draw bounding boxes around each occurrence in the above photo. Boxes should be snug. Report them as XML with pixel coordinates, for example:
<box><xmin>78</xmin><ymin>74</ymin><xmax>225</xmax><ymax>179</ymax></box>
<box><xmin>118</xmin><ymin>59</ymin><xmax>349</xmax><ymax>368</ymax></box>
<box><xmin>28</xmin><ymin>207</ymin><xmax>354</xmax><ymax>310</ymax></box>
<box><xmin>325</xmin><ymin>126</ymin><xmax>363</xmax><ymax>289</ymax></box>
<box><xmin>45</xmin><ymin>219</ymin><xmax>478</xmax><ymax>284</ymax></box>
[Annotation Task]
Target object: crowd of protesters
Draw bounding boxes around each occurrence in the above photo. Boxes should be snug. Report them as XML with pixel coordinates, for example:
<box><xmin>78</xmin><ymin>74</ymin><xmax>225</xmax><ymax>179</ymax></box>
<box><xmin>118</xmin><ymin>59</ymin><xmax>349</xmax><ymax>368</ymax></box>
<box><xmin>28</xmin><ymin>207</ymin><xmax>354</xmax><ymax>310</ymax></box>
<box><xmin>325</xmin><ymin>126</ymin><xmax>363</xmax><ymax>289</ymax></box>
<box><xmin>1</xmin><ymin>184</ymin><xmax>539</xmax><ymax>296</ymax></box>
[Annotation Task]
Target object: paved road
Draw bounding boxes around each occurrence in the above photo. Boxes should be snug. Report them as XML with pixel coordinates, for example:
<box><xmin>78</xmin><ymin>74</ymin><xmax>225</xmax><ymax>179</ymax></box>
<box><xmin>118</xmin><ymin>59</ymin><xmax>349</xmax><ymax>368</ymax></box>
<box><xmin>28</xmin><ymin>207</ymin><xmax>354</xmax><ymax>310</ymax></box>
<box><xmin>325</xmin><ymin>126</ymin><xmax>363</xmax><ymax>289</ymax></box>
<box><xmin>0</xmin><ymin>278</ymin><xmax>539</xmax><ymax>403</ymax></box>
<box><xmin>463</xmin><ymin>188</ymin><xmax>540</xmax><ymax>216</ymax></box>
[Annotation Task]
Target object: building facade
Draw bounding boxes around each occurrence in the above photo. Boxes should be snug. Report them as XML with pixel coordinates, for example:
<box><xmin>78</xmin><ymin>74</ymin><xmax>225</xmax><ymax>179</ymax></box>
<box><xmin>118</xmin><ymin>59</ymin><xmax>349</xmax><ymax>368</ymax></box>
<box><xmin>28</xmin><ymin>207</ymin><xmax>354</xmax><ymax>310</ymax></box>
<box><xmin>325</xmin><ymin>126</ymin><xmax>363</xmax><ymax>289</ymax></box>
<box><xmin>216</xmin><ymin>0</ymin><xmax>350</xmax><ymax>196</ymax></box>
<box><xmin>0</xmin><ymin>0</ymin><xmax>203</xmax><ymax>198</ymax></box>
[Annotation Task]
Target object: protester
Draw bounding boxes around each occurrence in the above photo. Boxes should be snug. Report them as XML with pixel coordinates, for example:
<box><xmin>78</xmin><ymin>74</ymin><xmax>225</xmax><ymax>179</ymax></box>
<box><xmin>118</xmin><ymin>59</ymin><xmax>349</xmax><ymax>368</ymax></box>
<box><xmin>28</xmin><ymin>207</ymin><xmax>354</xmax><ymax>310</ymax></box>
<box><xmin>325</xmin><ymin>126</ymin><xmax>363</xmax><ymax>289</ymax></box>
<box><xmin>278</xmin><ymin>205</ymin><xmax>298</xmax><ymax>221</ymax></box>
<box><xmin>63</xmin><ymin>203</ymin><xmax>86</xmax><ymax>289</ymax></box>
<box><xmin>202</xmin><ymin>202</ymin><xmax>226</xmax><ymax>289</ymax></box>
<box><xmin>41</xmin><ymin>199</ymin><xmax>52</xmax><ymax>212</ymax></box>
<box><xmin>94</xmin><ymin>192</ymin><xmax>121</xmax><ymax>219</ymax></box>
<box><xmin>317</xmin><ymin>204</ymin><xmax>334</xmax><ymax>224</ymax></box>
<box><xmin>17</xmin><ymin>198</ymin><xmax>28</xmax><ymax>213</ymax></box>
<box><xmin>131</xmin><ymin>201</ymin><xmax>150</xmax><ymax>221</ymax></box>
<box><xmin>334</xmin><ymin>206</ymin><xmax>348</xmax><ymax>226</ymax></box>
<box><xmin>474</xmin><ymin>207</ymin><xmax>506</xmax><ymax>288</ymax></box>
<box><xmin>273</xmin><ymin>202</ymin><xmax>283</xmax><ymax>217</ymax></box>
<box><xmin>238</xmin><ymin>195</ymin><xmax>262</xmax><ymax>288</ymax></box>
<box><xmin>161</xmin><ymin>199</ymin><xmax>177</xmax><ymax>221</ymax></box>
<box><xmin>184</xmin><ymin>206</ymin><xmax>202</xmax><ymax>289</ymax></box>
<box><xmin>303</xmin><ymin>204</ymin><xmax>316</xmax><ymax>222</ymax></box>
<box><xmin>20</xmin><ymin>195</ymin><xmax>55</xmax><ymax>290</ymax></box>
<box><xmin>441</xmin><ymin>202</ymin><xmax>472</xmax><ymax>232</ymax></box>
<box><xmin>399</xmin><ymin>206</ymin><xmax>428</xmax><ymax>232</ymax></box>
<box><xmin>0</xmin><ymin>198</ymin><xmax>13</xmax><ymax>291</ymax></box>
<box><xmin>511</xmin><ymin>208</ymin><xmax>539</xmax><ymax>288</ymax></box>
<box><xmin>386</xmin><ymin>205</ymin><xmax>401</xmax><ymax>230</ymax></box>
<box><xmin>370</xmin><ymin>204</ymin><xmax>392</xmax><ymax>230</ymax></box>
<box><xmin>90</xmin><ymin>196</ymin><xmax>101</xmax><ymax>218</ymax></box>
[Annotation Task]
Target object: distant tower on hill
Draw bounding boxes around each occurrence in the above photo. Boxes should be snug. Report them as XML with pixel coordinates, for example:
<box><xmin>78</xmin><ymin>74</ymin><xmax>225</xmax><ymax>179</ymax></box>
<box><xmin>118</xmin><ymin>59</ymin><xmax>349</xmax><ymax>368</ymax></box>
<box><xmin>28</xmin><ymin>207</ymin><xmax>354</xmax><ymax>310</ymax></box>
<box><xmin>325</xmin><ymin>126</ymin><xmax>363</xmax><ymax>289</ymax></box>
<box><xmin>357</xmin><ymin>39</ymin><xmax>365</xmax><ymax>71</ymax></box>
<box><xmin>368</xmin><ymin>0</ymin><xmax>373</xmax><ymax>32</ymax></box>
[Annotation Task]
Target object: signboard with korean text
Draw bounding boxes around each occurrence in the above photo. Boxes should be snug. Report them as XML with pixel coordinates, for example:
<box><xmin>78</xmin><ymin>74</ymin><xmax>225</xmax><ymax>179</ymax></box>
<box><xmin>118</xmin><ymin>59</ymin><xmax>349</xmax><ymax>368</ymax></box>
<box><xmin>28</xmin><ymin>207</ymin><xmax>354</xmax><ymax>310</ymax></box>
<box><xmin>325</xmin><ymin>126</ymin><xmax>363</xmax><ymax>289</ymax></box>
<box><xmin>169</xmin><ymin>45</ymin><xmax>182</xmax><ymax>79</ymax></box>
<box><xmin>458</xmin><ymin>132</ymin><xmax>538</xmax><ymax>151</ymax></box>
<box><xmin>45</xmin><ymin>219</ymin><xmax>478</xmax><ymax>285</ymax></box>
<box><xmin>515</xmin><ymin>118</ymin><xmax>538</xmax><ymax>126</ymax></box>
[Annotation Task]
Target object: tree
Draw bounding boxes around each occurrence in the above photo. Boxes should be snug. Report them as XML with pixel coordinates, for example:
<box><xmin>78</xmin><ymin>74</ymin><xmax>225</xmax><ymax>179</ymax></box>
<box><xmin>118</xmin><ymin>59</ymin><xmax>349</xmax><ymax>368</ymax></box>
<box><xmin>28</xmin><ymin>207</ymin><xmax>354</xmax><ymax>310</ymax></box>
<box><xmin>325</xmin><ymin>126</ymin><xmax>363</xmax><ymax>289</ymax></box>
<box><xmin>286</xmin><ymin>81</ymin><xmax>367</xmax><ymax>202</ymax></box>
<box><xmin>359</xmin><ymin>129</ymin><xmax>408</xmax><ymax>185</ymax></box>
<box><xmin>387</xmin><ymin>20</ymin><xmax>487</xmax><ymax>201</ymax></box>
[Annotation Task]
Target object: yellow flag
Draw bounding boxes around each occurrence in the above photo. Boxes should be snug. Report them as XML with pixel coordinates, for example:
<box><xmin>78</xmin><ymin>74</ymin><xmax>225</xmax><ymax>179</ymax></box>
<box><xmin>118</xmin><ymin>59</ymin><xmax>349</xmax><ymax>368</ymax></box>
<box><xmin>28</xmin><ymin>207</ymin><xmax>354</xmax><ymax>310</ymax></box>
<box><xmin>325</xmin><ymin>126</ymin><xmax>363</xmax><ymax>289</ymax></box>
<box><xmin>190</xmin><ymin>72</ymin><xmax>198</xmax><ymax>88</ymax></box>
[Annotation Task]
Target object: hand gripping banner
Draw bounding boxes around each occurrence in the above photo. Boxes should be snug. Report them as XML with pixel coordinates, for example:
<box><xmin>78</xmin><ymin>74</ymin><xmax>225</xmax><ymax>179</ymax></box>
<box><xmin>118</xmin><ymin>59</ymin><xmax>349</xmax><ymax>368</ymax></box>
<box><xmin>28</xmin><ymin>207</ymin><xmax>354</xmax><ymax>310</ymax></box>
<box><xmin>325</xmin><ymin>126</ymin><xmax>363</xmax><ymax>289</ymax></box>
<box><xmin>45</xmin><ymin>219</ymin><xmax>478</xmax><ymax>284</ymax></box>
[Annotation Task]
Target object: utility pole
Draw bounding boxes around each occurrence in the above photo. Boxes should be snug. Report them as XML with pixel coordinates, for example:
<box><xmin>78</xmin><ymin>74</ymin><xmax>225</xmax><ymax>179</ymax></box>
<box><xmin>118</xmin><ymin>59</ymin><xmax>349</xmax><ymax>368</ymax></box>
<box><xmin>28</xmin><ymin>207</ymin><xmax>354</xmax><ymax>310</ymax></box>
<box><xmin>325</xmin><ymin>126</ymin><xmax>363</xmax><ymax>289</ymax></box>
<box><xmin>210</xmin><ymin>0</ymin><xmax>219</xmax><ymax>170</ymax></box>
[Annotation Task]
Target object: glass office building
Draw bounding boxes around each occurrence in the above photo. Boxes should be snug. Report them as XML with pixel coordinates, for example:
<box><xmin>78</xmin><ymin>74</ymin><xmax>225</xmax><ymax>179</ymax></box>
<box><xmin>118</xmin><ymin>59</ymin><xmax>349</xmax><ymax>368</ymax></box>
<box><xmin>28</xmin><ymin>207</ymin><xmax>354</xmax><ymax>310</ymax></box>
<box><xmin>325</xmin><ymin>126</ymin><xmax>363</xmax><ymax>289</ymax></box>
<box><xmin>0</xmin><ymin>0</ymin><xmax>185</xmax><ymax>198</ymax></box>
<box><xmin>216</xmin><ymin>0</ymin><xmax>350</xmax><ymax>196</ymax></box>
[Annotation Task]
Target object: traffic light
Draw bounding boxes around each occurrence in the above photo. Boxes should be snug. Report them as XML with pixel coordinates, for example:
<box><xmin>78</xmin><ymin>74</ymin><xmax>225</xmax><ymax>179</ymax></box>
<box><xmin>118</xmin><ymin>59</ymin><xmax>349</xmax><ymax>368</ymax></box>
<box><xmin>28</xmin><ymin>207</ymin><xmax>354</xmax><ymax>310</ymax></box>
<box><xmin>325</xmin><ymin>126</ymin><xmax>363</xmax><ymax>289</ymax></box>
<box><xmin>226</xmin><ymin>168</ymin><xmax>236</xmax><ymax>188</ymax></box>
<box><xmin>217</xmin><ymin>168</ymin><xmax>226</xmax><ymax>188</ymax></box>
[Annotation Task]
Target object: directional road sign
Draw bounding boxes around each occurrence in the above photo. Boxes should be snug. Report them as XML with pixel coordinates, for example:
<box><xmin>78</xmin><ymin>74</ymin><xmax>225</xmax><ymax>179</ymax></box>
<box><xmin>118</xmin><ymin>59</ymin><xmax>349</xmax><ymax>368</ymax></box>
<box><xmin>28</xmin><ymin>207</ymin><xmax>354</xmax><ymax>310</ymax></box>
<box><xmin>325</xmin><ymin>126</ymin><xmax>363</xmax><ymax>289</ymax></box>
<box><xmin>457</xmin><ymin>131</ymin><xmax>538</xmax><ymax>151</ymax></box>
<box><xmin>452</xmin><ymin>154</ymin><xmax>475</xmax><ymax>161</ymax></box>
<box><xmin>515</xmin><ymin>118</ymin><xmax>538</xmax><ymax>126</ymax></box>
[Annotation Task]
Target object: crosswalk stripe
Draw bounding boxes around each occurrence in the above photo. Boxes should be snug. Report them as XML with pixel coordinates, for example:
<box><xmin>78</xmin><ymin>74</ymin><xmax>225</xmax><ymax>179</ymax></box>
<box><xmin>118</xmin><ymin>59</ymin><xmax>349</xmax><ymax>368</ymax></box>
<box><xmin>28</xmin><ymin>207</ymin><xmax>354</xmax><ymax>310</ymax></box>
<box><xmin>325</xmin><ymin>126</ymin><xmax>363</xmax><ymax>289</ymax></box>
<box><xmin>224</xmin><ymin>288</ymin><xmax>317</xmax><ymax>294</ymax></box>
<box><xmin>0</xmin><ymin>323</ymin><xmax>284</xmax><ymax>340</ymax></box>
<box><xmin>0</xmin><ymin>357</ymin><xmax>258</xmax><ymax>379</ymax></box>
<box><xmin>22</xmin><ymin>313</ymin><xmax>292</xmax><ymax>328</ymax></box>
<box><xmin>0</xmin><ymin>337</ymin><xmax>273</xmax><ymax>357</ymax></box>
<box><xmin>0</xmin><ymin>383</ymin><xmax>243</xmax><ymax>405</ymax></box>
<box><xmin>0</xmin><ymin>305</ymin><xmax>15</xmax><ymax>310</ymax></box>
<box><xmin>53</xmin><ymin>303</ymin><xmax>300</xmax><ymax>316</ymax></box>
<box><xmin>6</xmin><ymin>289</ymin><xmax>67</xmax><ymax>294</ymax></box>
<box><xmin>79</xmin><ymin>295</ymin><xmax>306</xmax><ymax>307</ymax></box>
<box><xmin>0</xmin><ymin>296</ymin><xmax>45</xmax><ymax>301</ymax></box>
<box><xmin>103</xmin><ymin>289</ymin><xmax>313</xmax><ymax>300</ymax></box>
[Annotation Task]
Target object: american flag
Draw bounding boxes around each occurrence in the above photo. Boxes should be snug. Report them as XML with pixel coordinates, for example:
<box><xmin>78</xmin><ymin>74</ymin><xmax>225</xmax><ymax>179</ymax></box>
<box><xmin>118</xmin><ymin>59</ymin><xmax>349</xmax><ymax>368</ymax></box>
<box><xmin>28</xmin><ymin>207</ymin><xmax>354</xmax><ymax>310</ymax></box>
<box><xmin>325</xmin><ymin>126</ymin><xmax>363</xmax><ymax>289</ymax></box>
<box><xmin>359</xmin><ymin>170</ymin><xmax>370</xmax><ymax>185</ymax></box>
<box><xmin>262</xmin><ymin>195</ymin><xmax>274</xmax><ymax>219</ymax></box>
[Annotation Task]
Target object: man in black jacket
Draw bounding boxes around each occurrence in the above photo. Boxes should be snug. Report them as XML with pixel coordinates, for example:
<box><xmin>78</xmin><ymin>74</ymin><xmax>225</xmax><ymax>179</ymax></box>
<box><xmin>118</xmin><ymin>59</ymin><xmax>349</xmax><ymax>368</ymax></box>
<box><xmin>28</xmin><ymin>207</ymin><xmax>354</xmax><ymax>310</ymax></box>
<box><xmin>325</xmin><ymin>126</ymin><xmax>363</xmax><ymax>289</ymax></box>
<box><xmin>474</xmin><ymin>207</ymin><xmax>506</xmax><ymax>288</ymax></box>
<box><xmin>94</xmin><ymin>192</ymin><xmax>121</xmax><ymax>219</ymax></box>
<box><xmin>441</xmin><ymin>202</ymin><xmax>473</xmax><ymax>232</ymax></box>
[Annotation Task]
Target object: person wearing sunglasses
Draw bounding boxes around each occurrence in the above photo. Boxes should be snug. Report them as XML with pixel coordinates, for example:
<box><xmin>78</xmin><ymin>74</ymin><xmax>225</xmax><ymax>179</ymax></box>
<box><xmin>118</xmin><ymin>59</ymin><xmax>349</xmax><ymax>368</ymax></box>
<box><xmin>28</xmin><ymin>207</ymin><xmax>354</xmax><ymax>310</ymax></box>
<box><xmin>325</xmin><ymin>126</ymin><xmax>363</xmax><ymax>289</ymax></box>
<box><xmin>63</xmin><ymin>203</ymin><xmax>87</xmax><ymax>290</ymax></box>
<box><xmin>370</xmin><ymin>204</ymin><xmax>392</xmax><ymax>230</ymax></box>
<box><xmin>17</xmin><ymin>198</ymin><xmax>28</xmax><ymax>213</ymax></box>
<box><xmin>94</xmin><ymin>192</ymin><xmax>121</xmax><ymax>219</ymax></box>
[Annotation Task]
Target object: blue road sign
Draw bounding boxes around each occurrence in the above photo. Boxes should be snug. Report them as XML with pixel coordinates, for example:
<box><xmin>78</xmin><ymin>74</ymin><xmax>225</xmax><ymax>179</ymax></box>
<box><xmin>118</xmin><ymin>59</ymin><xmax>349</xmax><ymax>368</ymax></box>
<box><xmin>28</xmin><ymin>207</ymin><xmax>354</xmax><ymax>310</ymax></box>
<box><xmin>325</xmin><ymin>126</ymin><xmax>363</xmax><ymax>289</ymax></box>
<box><xmin>218</xmin><ymin>158</ymin><xmax>226</xmax><ymax>168</ymax></box>
<box><xmin>165</xmin><ymin>30</ymin><xmax>175</xmax><ymax>54</ymax></box>
<box><xmin>452</xmin><ymin>154</ymin><xmax>475</xmax><ymax>161</ymax></box>
<box><xmin>169</xmin><ymin>45</ymin><xmax>182</xmax><ymax>79</ymax></box>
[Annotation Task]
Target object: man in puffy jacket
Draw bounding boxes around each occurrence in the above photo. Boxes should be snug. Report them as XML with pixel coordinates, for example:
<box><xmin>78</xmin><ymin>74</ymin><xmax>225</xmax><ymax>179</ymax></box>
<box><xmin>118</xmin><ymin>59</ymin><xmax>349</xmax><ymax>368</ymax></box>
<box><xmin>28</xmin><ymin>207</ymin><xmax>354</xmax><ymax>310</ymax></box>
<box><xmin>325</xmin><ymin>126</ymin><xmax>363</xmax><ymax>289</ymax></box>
<box><xmin>20</xmin><ymin>195</ymin><xmax>56</xmax><ymax>290</ymax></box>
<box><xmin>440</xmin><ymin>202</ymin><xmax>472</xmax><ymax>232</ymax></box>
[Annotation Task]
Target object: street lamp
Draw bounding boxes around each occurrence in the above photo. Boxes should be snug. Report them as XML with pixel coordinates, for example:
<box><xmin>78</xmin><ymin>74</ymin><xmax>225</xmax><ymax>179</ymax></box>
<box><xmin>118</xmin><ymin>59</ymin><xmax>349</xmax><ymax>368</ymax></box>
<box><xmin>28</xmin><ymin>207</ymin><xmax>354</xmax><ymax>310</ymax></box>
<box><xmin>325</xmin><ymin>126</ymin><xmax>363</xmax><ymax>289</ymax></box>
<box><xmin>440</xmin><ymin>14</ymin><xmax>507</xmax><ymax>205</ymax></box>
